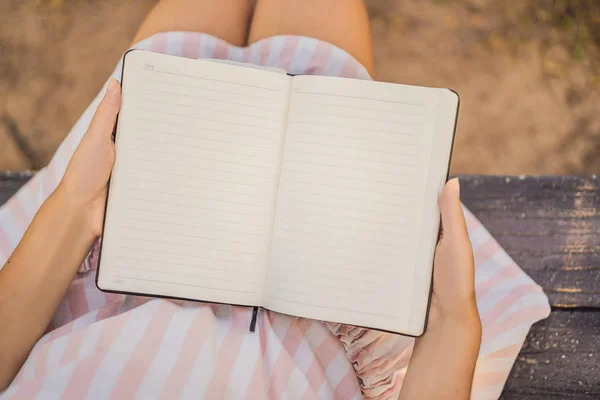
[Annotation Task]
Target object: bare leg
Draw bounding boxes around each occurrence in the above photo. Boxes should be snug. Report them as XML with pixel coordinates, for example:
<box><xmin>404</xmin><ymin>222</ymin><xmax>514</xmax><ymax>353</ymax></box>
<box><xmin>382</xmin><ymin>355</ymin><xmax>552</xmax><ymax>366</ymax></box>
<box><xmin>248</xmin><ymin>0</ymin><xmax>374</xmax><ymax>75</ymax></box>
<box><xmin>132</xmin><ymin>0</ymin><xmax>254</xmax><ymax>46</ymax></box>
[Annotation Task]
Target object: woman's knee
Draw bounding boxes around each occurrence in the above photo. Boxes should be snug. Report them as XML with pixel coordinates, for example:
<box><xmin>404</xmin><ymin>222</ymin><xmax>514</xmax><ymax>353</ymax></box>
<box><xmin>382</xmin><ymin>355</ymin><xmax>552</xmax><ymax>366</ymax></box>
<box><xmin>132</xmin><ymin>0</ymin><xmax>254</xmax><ymax>46</ymax></box>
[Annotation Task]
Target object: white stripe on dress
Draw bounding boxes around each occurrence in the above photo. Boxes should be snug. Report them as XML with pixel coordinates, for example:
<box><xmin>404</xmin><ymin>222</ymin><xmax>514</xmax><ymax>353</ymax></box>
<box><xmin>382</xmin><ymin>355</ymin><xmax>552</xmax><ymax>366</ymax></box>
<box><xmin>321</xmin><ymin>46</ymin><xmax>346</xmax><ymax>77</ymax></box>
<box><xmin>288</xmin><ymin>37</ymin><xmax>318</xmax><ymax>75</ymax></box>
<box><xmin>84</xmin><ymin>301</ymin><xmax>160</xmax><ymax>400</ymax></box>
<box><xmin>165</xmin><ymin>31</ymin><xmax>184</xmax><ymax>55</ymax></box>
<box><xmin>265</xmin><ymin>36</ymin><xmax>286</xmax><ymax>67</ymax></box>
<box><xmin>133</xmin><ymin>305</ymin><xmax>197</xmax><ymax>400</ymax></box>
<box><xmin>180</xmin><ymin>308</ymin><xmax>233</xmax><ymax>399</ymax></box>
<box><xmin>76</xmin><ymin>315</ymin><xmax>105</xmax><ymax>360</ymax></box>
<box><xmin>226</xmin><ymin>319</ymin><xmax>262</xmax><ymax>398</ymax></box>
<box><xmin>35</xmin><ymin>363</ymin><xmax>77</xmax><ymax>400</ymax></box>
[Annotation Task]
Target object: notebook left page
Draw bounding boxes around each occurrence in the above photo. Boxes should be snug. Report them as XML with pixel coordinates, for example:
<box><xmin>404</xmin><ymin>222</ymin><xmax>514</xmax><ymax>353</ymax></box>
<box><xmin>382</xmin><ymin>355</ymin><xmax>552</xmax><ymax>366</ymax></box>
<box><xmin>97</xmin><ymin>50</ymin><xmax>292</xmax><ymax>307</ymax></box>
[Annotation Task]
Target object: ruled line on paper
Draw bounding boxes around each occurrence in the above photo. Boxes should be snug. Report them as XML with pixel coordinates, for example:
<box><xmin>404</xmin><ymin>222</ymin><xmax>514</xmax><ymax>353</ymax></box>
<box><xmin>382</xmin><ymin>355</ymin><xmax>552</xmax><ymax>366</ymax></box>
<box><xmin>124</xmin><ymin>195</ymin><xmax>265</xmax><ymax>212</ymax></box>
<box><xmin>276</xmin><ymin>191</ymin><xmax>412</xmax><ymax>214</ymax></box>
<box><xmin>279</xmin><ymin>176</ymin><xmax>413</xmax><ymax>196</ymax></box>
<box><xmin>121</xmin><ymin>236</ymin><xmax>261</xmax><ymax>255</ymax></box>
<box><xmin>271</xmin><ymin>236</ymin><xmax>404</xmax><ymax>258</ymax></box>
<box><xmin>291</xmin><ymin>109</ymin><xmax>423</xmax><ymax>124</ymax></box>
<box><xmin>129</xmin><ymin>167</ymin><xmax>270</xmax><ymax>189</ymax></box>
<box><xmin>140</xmin><ymin>88</ymin><xmax>282</xmax><ymax>112</ymax></box>
<box><xmin>286</xmin><ymin>139</ymin><xmax>417</xmax><ymax>156</ymax></box>
<box><xmin>285</xmin><ymin>130</ymin><xmax>418</xmax><ymax>146</ymax></box>
<box><xmin>292</xmin><ymin>90</ymin><xmax>424</xmax><ymax>106</ymax></box>
<box><xmin>273</xmin><ymin>226</ymin><xmax>405</xmax><ymax>247</ymax></box>
<box><xmin>114</xmin><ymin>275</ymin><xmax>258</xmax><ymax>294</ymax></box>
<box><xmin>274</xmin><ymin>196</ymin><xmax>411</xmax><ymax>216</ymax></box>
<box><xmin>288</xmin><ymin>120</ymin><xmax>422</xmax><ymax>135</ymax></box>
<box><xmin>130</xmin><ymin>148</ymin><xmax>273</xmax><ymax>168</ymax></box>
<box><xmin>281</xmin><ymin>166</ymin><xmax>414</xmax><ymax>186</ymax></box>
<box><xmin>267</xmin><ymin>283</ymin><xmax>397</xmax><ymax>310</ymax></box>
<box><xmin>141</xmin><ymin>78</ymin><xmax>280</xmax><ymax>101</ymax></box>
<box><xmin>134</xmin><ymin>129</ymin><xmax>274</xmax><ymax>149</ymax></box>
<box><xmin>131</xmin><ymin>137</ymin><xmax>274</xmax><ymax>159</ymax></box>
<box><xmin>143</xmin><ymin>67</ymin><xmax>285</xmax><ymax>92</ymax></box>
<box><xmin>291</xmin><ymin>100</ymin><xmax>424</xmax><ymax>116</ymax></box>
<box><xmin>269</xmin><ymin>266</ymin><xmax>410</xmax><ymax>286</ymax></box>
<box><xmin>123</xmin><ymin>216</ymin><xmax>265</xmax><ymax>236</ymax></box>
<box><xmin>273</xmin><ymin>208</ymin><xmax>408</xmax><ymax>226</ymax></box>
<box><xmin>116</xmin><ymin>249</ymin><xmax>258</xmax><ymax>265</ymax></box>
<box><xmin>125</xmin><ymin>188</ymin><xmax>267</xmax><ymax>208</ymax></box>
<box><xmin>117</xmin><ymin>266</ymin><xmax>262</xmax><ymax>284</ymax></box>
<box><xmin>273</xmin><ymin>217</ymin><xmax>406</xmax><ymax>237</ymax></box>
<box><xmin>139</xmin><ymin>98</ymin><xmax>281</xmax><ymax>122</ymax></box>
<box><xmin>138</xmin><ymin>108</ymin><xmax>280</xmax><ymax>132</ymax></box>
<box><xmin>270</xmin><ymin>260</ymin><xmax>408</xmax><ymax>281</ymax></box>
<box><xmin>115</xmin><ymin>255</ymin><xmax>262</xmax><ymax>274</ymax></box>
<box><xmin>122</xmin><ymin>226</ymin><xmax>263</xmax><ymax>244</ymax></box>
<box><xmin>268</xmin><ymin>271</ymin><xmax>403</xmax><ymax>291</ymax></box>
<box><xmin>285</xmin><ymin>148</ymin><xmax>415</xmax><ymax>168</ymax></box>
<box><xmin>281</xmin><ymin>159</ymin><xmax>415</xmax><ymax>178</ymax></box>
<box><xmin>268</xmin><ymin>275</ymin><xmax>381</xmax><ymax>296</ymax></box>
<box><xmin>130</xmin><ymin>157</ymin><xmax>271</xmax><ymax>178</ymax></box>
<box><xmin>123</xmin><ymin>197</ymin><xmax>266</xmax><ymax>217</ymax></box>
<box><xmin>123</xmin><ymin>206</ymin><xmax>266</xmax><ymax>227</ymax></box>
<box><xmin>265</xmin><ymin>295</ymin><xmax>397</xmax><ymax>318</ymax></box>
<box><xmin>276</xmin><ymin>186</ymin><xmax>407</xmax><ymax>207</ymax></box>
<box><xmin>136</xmin><ymin>118</ymin><xmax>278</xmax><ymax>141</ymax></box>
<box><xmin>129</xmin><ymin>176</ymin><xmax>268</xmax><ymax>195</ymax></box>
<box><xmin>270</xmin><ymin>246</ymin><xmax>401</xmax><ymax>268</ymax></box>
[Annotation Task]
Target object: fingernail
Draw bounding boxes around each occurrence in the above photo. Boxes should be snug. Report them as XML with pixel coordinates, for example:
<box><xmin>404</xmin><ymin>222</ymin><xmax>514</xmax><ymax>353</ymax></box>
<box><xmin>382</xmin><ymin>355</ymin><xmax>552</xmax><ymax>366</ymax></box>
<box><xmin>105</xmin><ymin>78</ymin><xmax>120</xmax><ymax>103</ymax></box>
<box><xmin>447</xmin><ymin>178</ymin><xmax>460</xmax><ymax>198</ymax></box>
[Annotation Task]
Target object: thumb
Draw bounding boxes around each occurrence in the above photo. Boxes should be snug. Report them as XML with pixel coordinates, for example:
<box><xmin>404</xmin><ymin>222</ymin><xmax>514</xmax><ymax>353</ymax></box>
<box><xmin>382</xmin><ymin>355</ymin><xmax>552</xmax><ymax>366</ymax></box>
<box><xmin>88</xmin><ymin>78</ymin><xmax>121</xmax><ymax>140</ymax></box>
<box><xmin>438</xmin><ymin>178</ymin><xmax>469</xmax><ymax>241</ymax></box>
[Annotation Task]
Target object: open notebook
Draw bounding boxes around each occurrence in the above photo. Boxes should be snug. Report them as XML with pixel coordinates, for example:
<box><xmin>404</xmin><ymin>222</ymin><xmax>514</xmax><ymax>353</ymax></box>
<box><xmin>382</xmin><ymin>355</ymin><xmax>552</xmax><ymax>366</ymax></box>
<box><xmin>96</xmin><ymin>50</ymin><xmax>459</xmax><ymax>336</ymax></box>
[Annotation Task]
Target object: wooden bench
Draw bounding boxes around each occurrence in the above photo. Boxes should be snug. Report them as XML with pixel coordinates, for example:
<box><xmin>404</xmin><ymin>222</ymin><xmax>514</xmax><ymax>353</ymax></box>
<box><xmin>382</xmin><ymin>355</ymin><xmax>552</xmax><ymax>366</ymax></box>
<box><xmin>1</xmin><ymin>172</ymin><xmax>598</xmax><ymax>398</ymax></box>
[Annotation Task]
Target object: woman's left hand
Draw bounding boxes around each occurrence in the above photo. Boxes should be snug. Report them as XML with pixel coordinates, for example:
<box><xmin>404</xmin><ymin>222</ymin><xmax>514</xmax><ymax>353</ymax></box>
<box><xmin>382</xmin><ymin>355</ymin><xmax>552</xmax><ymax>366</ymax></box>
<box><xmin>59</xmin><ymin>78</ymin><xmax>121</xmax><ymax>238</ymax></box>
<box><xmin>0</xmin><ymin>79</ymin><xmax>122</xmax><ymax>389</ymax></box>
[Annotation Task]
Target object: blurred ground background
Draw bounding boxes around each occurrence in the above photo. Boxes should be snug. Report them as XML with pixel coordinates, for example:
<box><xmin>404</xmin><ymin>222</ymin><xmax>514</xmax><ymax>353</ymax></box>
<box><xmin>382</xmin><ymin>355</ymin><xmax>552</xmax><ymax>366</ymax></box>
<box><xmin>1</xmin><ymin>0</ymin><xmax>599</xmax><ymax>174</ymax></box>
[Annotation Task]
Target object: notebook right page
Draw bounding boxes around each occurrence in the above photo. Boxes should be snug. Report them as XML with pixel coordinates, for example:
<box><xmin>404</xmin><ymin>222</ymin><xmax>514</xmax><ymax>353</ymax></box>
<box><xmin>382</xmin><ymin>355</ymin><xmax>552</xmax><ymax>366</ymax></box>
<box><xmin>265</xmin><ymin>76</ymin><xmax>458</xmax><ymax>334</ymax></box>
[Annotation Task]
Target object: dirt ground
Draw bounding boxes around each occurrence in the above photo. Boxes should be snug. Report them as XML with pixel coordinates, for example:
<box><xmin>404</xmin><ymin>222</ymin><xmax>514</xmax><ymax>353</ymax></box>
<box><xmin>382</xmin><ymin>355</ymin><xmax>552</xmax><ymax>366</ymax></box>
<box><xmin>1</xmin><ymin>0</ymin><xmax>599</xmax><ymax>175</ymax></box>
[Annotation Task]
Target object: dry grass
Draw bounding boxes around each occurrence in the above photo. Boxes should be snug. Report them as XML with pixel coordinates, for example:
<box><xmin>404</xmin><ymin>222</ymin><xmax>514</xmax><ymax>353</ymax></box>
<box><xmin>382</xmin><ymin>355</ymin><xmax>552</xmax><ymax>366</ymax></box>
<box><xmin>2</xmin><ymin>0</ymin><xmax>600</xmax><ymax>174</ymax></box>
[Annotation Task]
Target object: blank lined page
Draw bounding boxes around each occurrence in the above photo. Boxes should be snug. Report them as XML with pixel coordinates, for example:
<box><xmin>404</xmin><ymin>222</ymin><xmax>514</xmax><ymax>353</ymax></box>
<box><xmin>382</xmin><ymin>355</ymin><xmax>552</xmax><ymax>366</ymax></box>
<box><xmin>97</xmin><ymin>50</ymin><xmax>292</xmax><ymax>306</ymax></box>
<box><xmin>265</xmin><ymin>76</ymin><xmax>457</xmax><ymax>334</ymax></box>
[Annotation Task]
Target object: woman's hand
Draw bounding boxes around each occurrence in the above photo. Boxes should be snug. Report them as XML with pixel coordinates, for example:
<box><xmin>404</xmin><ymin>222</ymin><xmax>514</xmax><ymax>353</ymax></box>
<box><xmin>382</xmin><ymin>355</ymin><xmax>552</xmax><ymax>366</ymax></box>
<box><xmin>400</xmin><ymin>178</ymin><xmax>481</xmax><ymax>400</ymax></box>
<box><xmin>0</xmin><ymin>79</ymin><xmax>122</xmax><ymax>389</ymax></box>
<box><xmin>428</xmin><ymin>177</ymin><xmax>480</xmax><ymax>330</ymax></box>
<box><xmin>59</xmin><ymin>78</ymin><xmax>121</xmax><ymax>238</ymax></box>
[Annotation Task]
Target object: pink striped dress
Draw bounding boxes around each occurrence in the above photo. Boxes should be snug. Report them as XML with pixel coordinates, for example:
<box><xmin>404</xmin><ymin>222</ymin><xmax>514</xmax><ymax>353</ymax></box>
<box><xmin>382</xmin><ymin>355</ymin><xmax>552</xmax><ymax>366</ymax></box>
<box><xmin>0</xmin><ymin>33</ymin><xmax>550</xmax><ymax>400</ymax></box>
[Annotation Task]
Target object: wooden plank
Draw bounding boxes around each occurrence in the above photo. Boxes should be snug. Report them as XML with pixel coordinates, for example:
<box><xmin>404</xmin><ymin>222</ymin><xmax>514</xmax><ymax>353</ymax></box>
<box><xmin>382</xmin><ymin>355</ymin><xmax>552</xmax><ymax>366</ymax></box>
<box><xmin>3</xmin><ymin>174</ymin><xmax>599</xmax><ymax>304</ymax></box>
<box><xmin>457</xmin><ymin>175</ymin><xmax>600</xmax><ymax>398</ymax></box>
<box><xmin>458</xmin><ymin>175</ymin><xmax>600</xmax><ymax>308</ymax></box>
<box><xmin>0</xmin><ymin>171</ymin><xmax>33</xmax><ymax>206</ymax></box>
<box><xmin>501</xmin><ymin>310</ymin><xmax>600</xmax><ymax>399</ymax></box>
<box><xmin>3</xmin><ymin>174</ymin><xmax>597</xmax><ymax>307</ymax></box>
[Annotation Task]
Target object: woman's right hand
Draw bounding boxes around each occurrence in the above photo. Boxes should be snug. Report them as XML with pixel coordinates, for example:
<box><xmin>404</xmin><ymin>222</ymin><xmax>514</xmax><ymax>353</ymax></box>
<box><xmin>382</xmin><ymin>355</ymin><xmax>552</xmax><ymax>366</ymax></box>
<box><xmin>58</xmin><ymin>78</ymin><xmax>121</xmax><ymax>239</ymax></box>
<box><xmin>400</xmin><ymin>178</ymin><xmax>481</xmax><ymax>400</ymax></box>
<box><xmin>427</xmin><ymin>178</ymin><xmax>481</xmax><ymax>332</ymax></box>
